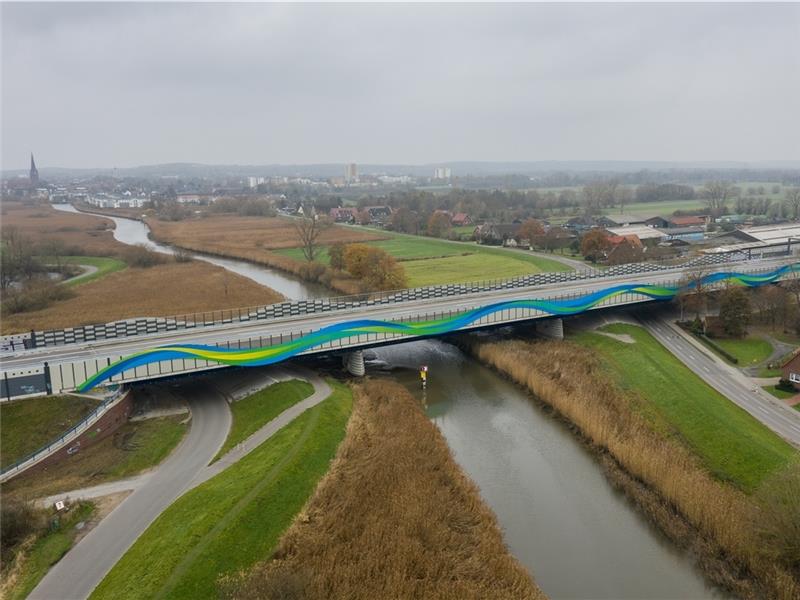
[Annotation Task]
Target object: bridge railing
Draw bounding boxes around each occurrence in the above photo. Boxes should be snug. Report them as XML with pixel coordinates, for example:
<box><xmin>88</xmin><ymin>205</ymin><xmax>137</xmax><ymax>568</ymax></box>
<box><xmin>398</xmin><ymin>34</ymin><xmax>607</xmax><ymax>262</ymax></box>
<box><xmin>0</xmin><ymin>249</ymin><xmax>764</xmax><ymax>351</ymax></box>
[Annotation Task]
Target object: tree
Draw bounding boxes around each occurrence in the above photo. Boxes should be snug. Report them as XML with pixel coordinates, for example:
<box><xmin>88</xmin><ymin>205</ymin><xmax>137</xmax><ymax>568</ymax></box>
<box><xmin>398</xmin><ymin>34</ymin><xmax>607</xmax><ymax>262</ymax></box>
<box><xmin>718</xmin><ymin>286</ymin><xmax>752</xmax><ymax>337</ymax></box>
<box><xmin>328</xmin><ymin>242</ymin><xmax>346</xmax><ymax>270</ymax></box>
<box><xmin>426</xmin><ymin>212</ymin><xmax>451</xmax><ymax>238</ymax></box>
<box><xmin>701</xmin><ymin>181</ymin><xmax>738</xmax><ymax>213</ymax></box>
<box><xmin>580</xmin><ymin>229</ymin><xmax>611</xmax><ymax>263</ymax></box>
<box><xmin>785</xmin><ymin>187</ymin><xmax>800</xmax><ymax>220</ymax></box>
<box><xmin>754</xmin><ymin>285</ymin><xmax>789</xmax><ymax>330</ymax></box>
<box><xmin>343</xmin><ymin>243</ymin><xmax>407</xmax><ymax>291</ymax></box>
<box><xmin>517</xmin><ymin>218</ymin><xmax>545</xmax><ymax>248</ymax></box>
<box><xmin>390</xmin><ymin>207</ymin><xmax>418</xmax><ymax>234</ymax></box>
<box><xmin>678</xmin><ymin>267</ymin><xmax>711</xmax><ymax>321</ymax></box>
<box><xmin>292</xmin><ymin>213</ymin><xmax>330</xmax><ymax>262</ymax></box>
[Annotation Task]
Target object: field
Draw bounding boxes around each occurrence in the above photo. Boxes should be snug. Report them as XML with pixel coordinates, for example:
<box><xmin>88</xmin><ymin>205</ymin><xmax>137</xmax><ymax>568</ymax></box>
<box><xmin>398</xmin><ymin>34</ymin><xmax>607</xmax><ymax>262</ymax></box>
<box><xmin>711</xmin><ymin>336</ymin><xmax>773</xmax><ymax>366</ymax></box>
<box><xmin>0</xmin><ymin>395</ymin><xmax>100</xmax><ymax>469</ymax></box>
<box><xmin>602</xmin><ymin>199</ymin><xmax>706</xmax><ymax>216</ymax></box>
<box><xmin>147</xmin><ymin>214</ymin><xmax>386</xmax><ymax>257</ymax></box>
<box><xmin>1</xmin><ymin>201</ymin><xmax>123</xmax><ymax>256</ymax></box>
<box><xmin>225</xmin><ymin>379</ymin><xmax>544</xmax><ymax>600</ymax></box>
<box><xmin>91</xmin><ymin>381</ymin><xmax>353</xmax><ymax>600</ymax></box>
<box><xmin>575</xmin><ymin>324</ymin><xmax>794</xmax><ymax>490</ymax></box>
<box><xmin>214</xmin><ymin>379</ymin><xmax>313</xmax><ymax>460</ymax></box>
<box><xmin>2</xmin><ymin>414</ymin><xmax>187</xmax><ymax>500</ymax></box>
<box><xmin>275</xmin><ymin>230</ymin><xmax>570</xmax><ymax>287</ymax></box>
<box><xmin>1</xmin><ymin>261</ymin><xmax>283</xmax><ymax>334</ymax></box>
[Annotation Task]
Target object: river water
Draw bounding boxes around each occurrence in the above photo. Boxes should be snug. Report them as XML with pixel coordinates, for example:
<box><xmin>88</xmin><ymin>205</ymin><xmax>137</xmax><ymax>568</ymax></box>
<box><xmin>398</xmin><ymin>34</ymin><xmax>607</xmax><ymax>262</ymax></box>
<box><xmin>52</xmin><ymin>203</ymin><xmax>727</xmax><ymax>598</ymax></box>
<box><xmin>372</xmin><ymin>340</ymin><xmax>727</xmax><ymax>599</ymax></box>
<box><xmin>51</xmin><ymin>203</ymin><xmax>329</xmax><ymax>299</ymax></box>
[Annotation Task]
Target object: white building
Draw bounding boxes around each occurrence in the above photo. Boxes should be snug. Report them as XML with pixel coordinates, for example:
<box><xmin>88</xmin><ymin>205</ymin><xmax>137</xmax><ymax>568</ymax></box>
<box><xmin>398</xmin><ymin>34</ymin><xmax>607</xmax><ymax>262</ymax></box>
<box><xmin>247</xmin><ymin>176</ymin><xmax>266</xmax><ymax>188</ymax></box>
<box><xmin>433</xmin><ymin>167</ymin><xmax>452</xmax><ymax>180</ymax></box>
<box><xmin>344</xmin><ymin>163</ymin><xmax>358</xmax><ymax>183</ymax></box>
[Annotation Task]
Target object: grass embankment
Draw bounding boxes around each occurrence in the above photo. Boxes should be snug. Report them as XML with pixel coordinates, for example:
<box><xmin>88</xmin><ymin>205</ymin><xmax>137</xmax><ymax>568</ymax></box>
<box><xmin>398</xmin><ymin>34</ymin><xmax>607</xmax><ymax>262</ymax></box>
<box><xmin>1</xmin><ymin>501</ymin><xmax>95</xmax><ymax>600</ymax></box>
<box><xmin>470</xmin><ymin>331</ymin><xmax>799</xmax><ymax>600</ymax></box>
<box><xmin>214</xmin><ymin>379</ymin><xmax>313</xmax><ymax>461</ymax></box>
<box><xmin>709</xmin><ymin>335</ymin><xmax>773</xmax><ymax>366</ymax></box>
<box><xmin>579</xmin><ymin>324</ymin><xmax>792</xmax><ymax>491</ymax></box>
<box><xmin>225</xmin><ymin>379</ymin><xmax>544</xmax><ymax>600</ymax></box>
<box><xmin>2</xmin><ymin>415</ymin><xmax>186</xmax><ymax>500</ymax></box>
<box><xmin>0</xmin><ymin>396</ymin><xmax>100</xmax><ymax>469</ymax></box>
<box><xmin>91</xmin><ymin>381</ymin><xmax>352</xmax><ymax>600</ymax></box>
<box><xmin>57</xmin><ymin>256</ymin><xmax>127</xmax><ymax>286</ymax></box>
<box><xmin>1</xmin><ymin>261</ymin><xmax>283</xmax><ymax>334</ymax></box>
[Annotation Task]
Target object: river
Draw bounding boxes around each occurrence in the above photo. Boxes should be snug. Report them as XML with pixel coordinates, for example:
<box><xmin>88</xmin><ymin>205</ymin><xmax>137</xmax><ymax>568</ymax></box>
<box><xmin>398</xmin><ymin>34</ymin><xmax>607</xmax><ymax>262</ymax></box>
<box><xmin>52</xmin><ymin>203</ymin><xmax>727</xmax><ymax>598</ymax></box>
<box><xmin>51</xmin><ymin>203</ymin><xmax>329</xmax><ymax>299</ymax></box>
<box><xmin>373</xmin><ymin>340</ymin><xmax>728</xmax><ymax>599</ymax></box>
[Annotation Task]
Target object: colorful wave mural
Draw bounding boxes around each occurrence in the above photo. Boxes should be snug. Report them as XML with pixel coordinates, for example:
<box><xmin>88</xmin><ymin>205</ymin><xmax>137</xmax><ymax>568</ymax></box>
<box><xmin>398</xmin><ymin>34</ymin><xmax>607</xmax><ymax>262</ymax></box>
<box><xmin>77</xmin><ymin>264</ymin><xmax>800</xmax><ymax>391</ymax></box>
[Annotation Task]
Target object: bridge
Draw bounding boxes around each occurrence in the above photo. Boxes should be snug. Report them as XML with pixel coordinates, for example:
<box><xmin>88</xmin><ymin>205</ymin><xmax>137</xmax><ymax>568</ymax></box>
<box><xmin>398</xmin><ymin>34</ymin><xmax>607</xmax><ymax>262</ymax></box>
<box><xmin>1</xmin><ymin>254</ymin><xmax>798</xmax><ymax>401</ymax></box>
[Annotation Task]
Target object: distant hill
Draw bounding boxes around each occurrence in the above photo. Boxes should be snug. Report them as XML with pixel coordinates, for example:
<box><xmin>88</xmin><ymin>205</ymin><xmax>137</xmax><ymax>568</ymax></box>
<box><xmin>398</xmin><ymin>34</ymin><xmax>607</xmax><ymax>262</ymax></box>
<box><xmin>3</xmin><ymin>160</ymin><xmax>799</xmax><ymax>180</ymax></box>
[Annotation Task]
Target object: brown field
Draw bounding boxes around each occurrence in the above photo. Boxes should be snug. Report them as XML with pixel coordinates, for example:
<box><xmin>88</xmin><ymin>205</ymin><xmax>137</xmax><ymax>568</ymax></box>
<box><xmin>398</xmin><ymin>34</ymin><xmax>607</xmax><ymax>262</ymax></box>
<box><xmin>1</xmin><ymin>200</ymin><xmax>123</xmax><ymax>256</ymax></box>
<box><xmin>148</xmin><ymin>214</ymin><xmax>386</xmax><ymax>256</ymax></box>
<box><xmin>471</xmin><ymin>339</ymin><xmax>799</xmax><ymax>600</ymax></box>
<box><xmin>223</xmin><ymin>379</ymin><xmax>545</xmax><ymax>600</ymax></box>
<box><xmin>1</xmin><ymin>261</ymin><xmax>283</xmax><ymax>333</ymax></box>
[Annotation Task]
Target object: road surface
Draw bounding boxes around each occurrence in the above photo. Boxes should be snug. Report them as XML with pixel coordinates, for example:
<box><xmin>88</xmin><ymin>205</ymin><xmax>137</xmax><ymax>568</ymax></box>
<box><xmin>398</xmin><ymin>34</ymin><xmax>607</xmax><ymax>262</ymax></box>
<box><xmin>636</xmin><ymin>311</ymin><xmax>800</xmax><ymax>448</ymax></box>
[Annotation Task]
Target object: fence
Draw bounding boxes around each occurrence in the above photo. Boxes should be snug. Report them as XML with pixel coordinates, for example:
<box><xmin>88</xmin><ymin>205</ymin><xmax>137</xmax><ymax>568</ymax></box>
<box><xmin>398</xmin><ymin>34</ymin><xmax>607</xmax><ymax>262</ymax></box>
<box><xmin>0</xmin><ymin>385</ymin><xmax>127</xmax><ymax>482</ymax></box>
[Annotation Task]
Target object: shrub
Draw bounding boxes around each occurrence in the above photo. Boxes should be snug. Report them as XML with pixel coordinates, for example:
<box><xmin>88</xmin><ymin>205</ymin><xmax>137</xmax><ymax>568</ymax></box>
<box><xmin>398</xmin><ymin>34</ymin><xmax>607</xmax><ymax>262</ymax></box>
<box><xmin>1</xmin><ymin>279</ymin><xmax>75</xmax><ymax>315</ymax></box>
<box><xmin>173</xmin><ymin>247</ymin><xmax>193</xmax><ymax>263</ymax></box>
<box><xmin>120</xmin><ymin>244</ymin><xmax>167</xmax><ymax>268</ymax></box>
<box><xmin>0</xmin><ymin>499</ymin><xmax>47</xmax><ymax>568</ymax></box>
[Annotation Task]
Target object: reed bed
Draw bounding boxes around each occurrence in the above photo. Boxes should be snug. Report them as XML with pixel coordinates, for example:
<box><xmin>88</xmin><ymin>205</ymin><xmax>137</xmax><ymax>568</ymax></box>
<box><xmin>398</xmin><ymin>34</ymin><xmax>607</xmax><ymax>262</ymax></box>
<box><xmin>472</xmin><ymin>339</ymin><xmax>800</xmax><ymax>600</ymax></box>
<box><xmin>223</xmin><ymin>379</ymin><xmax>546</xmax><ymax>600</ymax></box>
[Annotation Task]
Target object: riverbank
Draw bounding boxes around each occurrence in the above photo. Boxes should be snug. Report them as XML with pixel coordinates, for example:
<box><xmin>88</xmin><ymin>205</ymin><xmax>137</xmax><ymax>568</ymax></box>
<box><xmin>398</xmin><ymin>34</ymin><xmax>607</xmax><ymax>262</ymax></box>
<box><xmin>468</xmin><ymin>336</ymin><xmax>800</xmax><ymax>600</ymax></box>
<box><xmin>224</xmin><ymin>378</ymin><xmax>545</xmax><ymax>600</ymax></box>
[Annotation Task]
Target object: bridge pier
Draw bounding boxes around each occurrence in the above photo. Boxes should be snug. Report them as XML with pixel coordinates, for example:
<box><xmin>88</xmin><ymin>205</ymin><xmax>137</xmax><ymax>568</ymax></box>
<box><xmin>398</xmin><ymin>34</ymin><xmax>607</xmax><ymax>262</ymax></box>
<box><xmin>345</xmin><ymin>350</ymin><xmax>366</xmax><ymax>376</ymax></box>
<box><xmin>536</xmin><ymin>317</ymin><xmax>564</xmax><ymax>340</ymax></box>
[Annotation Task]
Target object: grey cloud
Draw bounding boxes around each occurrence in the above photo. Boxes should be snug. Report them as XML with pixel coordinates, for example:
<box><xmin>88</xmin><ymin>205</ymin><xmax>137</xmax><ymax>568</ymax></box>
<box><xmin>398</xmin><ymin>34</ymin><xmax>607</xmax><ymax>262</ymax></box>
<box><xmin>2</xmin><ymin>2</ymin><xmax>799</xmax><ymax>169</ymax></box>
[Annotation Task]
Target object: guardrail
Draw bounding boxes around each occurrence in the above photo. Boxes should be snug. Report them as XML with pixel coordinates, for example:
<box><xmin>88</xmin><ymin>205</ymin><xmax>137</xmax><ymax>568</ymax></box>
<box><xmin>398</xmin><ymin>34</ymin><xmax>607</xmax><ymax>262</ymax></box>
<box><xmin>0</xmin><ymin>249</ymin><xmax>760</xmax><ymax>352</ymax></box>
<box><xmin>0</xmin><ymin>385</ymin><xmax>127</xmax><ymax>482</ymax></box>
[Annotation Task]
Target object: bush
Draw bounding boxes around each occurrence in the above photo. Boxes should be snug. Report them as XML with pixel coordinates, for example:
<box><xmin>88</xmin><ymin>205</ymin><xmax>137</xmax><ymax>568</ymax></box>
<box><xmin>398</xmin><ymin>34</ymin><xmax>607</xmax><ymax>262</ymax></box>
<box><xmin>1</xmin><ymin>279</ymin><xmax>76</xmax><ymax>315</ymax></box>
<box><xmin>173</xmin><ymin>247</ymin><xmax>193</xmax><ymax>263</ymax></box>
<box><xmin>298</xmin><ymin>262</ymin><xmax>326</xmax><ymax>282</ymax></box>
<box><xmin>0</xmin><ymin>499</ymin><xmax>47</xmax><ymax>568</ymax></box>
<box><xmin>119</xmin><ymin>245</ymin><xmax>167</xmax><ymax>268</ymax></box>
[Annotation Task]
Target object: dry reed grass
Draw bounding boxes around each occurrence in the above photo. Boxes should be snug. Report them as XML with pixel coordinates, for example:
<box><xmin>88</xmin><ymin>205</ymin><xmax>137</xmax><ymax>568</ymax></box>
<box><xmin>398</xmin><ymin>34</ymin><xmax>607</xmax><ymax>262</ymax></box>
<box><xmin>1</xmin><ymin>261</ymin><xmax>283</xmax><ymax>333</ymax></box>
<box><xmin>223</xmin><ymin>379</ymin><xmax>546</xmax><ymax>600</ymax></box>
<box><xmin>472</xmin><ymin>339</ymin><xmax>800</xmax><ymax>600</ymax></box>
<box><xmin>1</xmin><ymin>201</ymin><xmax>123</xmax><ymax>256</ymax></box>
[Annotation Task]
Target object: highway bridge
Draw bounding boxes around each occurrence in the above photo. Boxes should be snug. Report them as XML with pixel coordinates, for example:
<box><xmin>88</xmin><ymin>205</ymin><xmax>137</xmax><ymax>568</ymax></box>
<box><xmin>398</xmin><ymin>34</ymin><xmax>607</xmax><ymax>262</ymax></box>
<box><xmin>1</xmin><ymin>255</ymin><xmax>798</xmax><ymax>401</ymax></box>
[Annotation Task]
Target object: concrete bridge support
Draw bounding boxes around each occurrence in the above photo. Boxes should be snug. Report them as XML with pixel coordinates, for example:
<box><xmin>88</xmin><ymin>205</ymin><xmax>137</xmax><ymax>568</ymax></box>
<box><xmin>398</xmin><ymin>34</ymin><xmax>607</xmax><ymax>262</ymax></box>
<box><xmin>536</xmin><ymin>317</ymin><xmax>564</xmax><ymax>340</ymax></box>
<box><xmin>345</xmin><ymin>350</ymin><xmax>366</xmax><ymax>376</ymax></box>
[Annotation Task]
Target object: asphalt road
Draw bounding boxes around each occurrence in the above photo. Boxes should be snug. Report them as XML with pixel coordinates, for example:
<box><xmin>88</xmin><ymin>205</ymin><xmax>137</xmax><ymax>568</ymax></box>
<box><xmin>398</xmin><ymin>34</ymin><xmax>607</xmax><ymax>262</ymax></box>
<box><xmin>5</xmin><ymin>256</ymin><xmax>793</xmax><ymax>377</ymax></box>
<box><xmin>636</xmin><ymin>311</ymin><xmax>800</xmax><ymax>448</ymax></box>
<box><xmin>29</xmin><ymin>381</ymin><xmax>231</xmax><ymax>600</ymax></box>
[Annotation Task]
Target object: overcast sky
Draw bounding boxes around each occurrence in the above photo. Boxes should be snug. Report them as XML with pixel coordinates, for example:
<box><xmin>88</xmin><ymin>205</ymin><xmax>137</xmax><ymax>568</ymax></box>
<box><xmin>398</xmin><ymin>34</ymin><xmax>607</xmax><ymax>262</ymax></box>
<box><xmin>2</xmin><ymin>2</ymin><xmax>799</xmax><ymax>170</ymax></box>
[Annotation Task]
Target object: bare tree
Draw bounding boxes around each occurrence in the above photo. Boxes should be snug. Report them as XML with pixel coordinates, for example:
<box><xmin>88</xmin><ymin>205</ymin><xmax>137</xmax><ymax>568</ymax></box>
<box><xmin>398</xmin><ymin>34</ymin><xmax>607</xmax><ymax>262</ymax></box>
<box><xmin>785</xmin><ymin>187</ymin><xmax>800</xmax><ymax>220</ymax></box>
<box><xmin>701</xmin><ymin>181</ymin><xmax>738</xmax><ymax>213</ymax></box>
<box><xmin>292</xmin><ymin>211</ymin><xmax>330</xmax><ymax>262</ymax></box>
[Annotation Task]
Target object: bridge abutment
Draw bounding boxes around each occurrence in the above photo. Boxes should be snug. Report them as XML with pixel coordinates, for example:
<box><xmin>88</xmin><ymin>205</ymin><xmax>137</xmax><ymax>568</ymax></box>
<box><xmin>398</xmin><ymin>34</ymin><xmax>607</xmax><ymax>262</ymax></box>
<box><xmin>536</xmin><ymin>317</ymin><xmax>564</xmax><ymax>340</ymax></box>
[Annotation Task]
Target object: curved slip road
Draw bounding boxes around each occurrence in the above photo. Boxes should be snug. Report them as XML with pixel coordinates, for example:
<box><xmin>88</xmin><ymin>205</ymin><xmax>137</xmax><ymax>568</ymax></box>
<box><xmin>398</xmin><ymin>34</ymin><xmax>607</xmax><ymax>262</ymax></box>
<box><xmin>29</xmin><ymin>381</ymin><xmax>231</xmax><ymax>600</ymax></box>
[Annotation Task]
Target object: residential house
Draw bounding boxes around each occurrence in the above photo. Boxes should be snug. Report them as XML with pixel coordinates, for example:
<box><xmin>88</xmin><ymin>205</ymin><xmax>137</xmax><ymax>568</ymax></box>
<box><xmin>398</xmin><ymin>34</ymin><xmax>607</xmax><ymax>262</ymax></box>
<box><xmin>329</xmin><ymin>207</ymin><xmax>358</xmax><ymax>223</ymax></box>
<box><xmin>451</xmin><ymin>212</ymin><xmax>472</xmax><ymax>226</ymax></box>
<box><xmin>781</xmin><ymin>351</ymin><xmax>800</xmax><ymax>390</ymax></box>
<box><xmin>476</xmin><ymin>223</ymin><xmax>521</xmax><ymax>246</ymax></box>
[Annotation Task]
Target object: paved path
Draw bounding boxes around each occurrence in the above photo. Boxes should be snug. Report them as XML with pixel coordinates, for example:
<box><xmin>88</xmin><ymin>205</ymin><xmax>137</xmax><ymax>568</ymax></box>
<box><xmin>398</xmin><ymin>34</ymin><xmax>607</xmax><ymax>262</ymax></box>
<box><xmin>636</xmin><ymin>311</ymin><xmax>800</xmax><ymax>448</ymax></box>
<box><xmin>30</xmin><ymin>367</ymin><xmax>331</xmax><ymax>600</ymax></box>
<box><xmin>29</xmin><ymin>381</ymin><xmax>231</xmax><ymax>600</ymax></box>
<box><xmin>61</xmin><ymin>264</ymin><xmax>99</xmax><ymax>284</ymax></box>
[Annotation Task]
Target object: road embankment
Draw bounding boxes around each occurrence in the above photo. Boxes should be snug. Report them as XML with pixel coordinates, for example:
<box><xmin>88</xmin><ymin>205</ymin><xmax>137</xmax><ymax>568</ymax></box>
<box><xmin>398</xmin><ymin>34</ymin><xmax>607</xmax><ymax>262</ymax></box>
<box><xmin>468</xmin><ymin>337</ymin><xmax>800</xmax><ymax>600</ymax></box>
<box><xmin>223</xmin><ymin>378</ymin><xmax>546</xmax><ymax>600</ymax></box>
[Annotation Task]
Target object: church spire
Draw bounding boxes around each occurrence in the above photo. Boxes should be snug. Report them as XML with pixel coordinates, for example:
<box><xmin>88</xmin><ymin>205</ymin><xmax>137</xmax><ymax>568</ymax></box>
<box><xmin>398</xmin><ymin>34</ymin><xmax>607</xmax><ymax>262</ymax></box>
<box><xmin>30</xmin><ymin>153</ymin><xmax>39</xmax><ymax>186</ymax></box>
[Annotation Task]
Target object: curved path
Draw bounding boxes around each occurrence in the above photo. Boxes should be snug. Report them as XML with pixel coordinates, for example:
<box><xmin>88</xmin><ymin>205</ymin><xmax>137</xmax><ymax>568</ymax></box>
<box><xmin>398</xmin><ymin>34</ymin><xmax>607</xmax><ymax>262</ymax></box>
<box><xmin>29</xmin><ymin>368</ymin><xmax>331</xmax><ymax>600</ymax></box>
<box><xmin>29</xmin><ymin>382</ymin><xmax>231</xmax><ymax>600</ymax></box>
